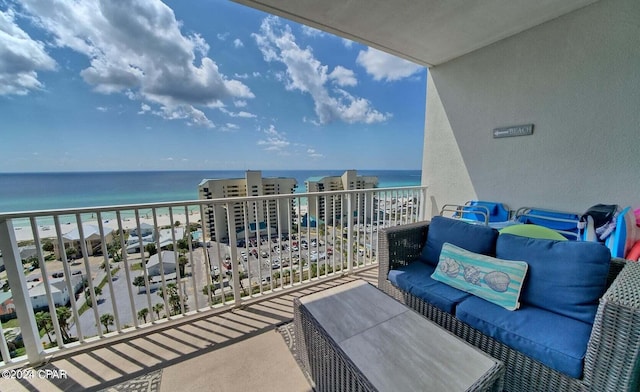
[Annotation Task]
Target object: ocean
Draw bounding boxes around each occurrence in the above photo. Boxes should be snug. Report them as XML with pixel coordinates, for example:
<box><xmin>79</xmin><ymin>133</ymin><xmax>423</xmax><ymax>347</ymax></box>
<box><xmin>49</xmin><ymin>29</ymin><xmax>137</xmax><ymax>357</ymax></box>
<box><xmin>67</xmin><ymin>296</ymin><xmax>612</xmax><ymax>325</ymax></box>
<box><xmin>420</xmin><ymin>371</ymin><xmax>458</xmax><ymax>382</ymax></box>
<box><xmin>0</xmin><ymin>170</ymin><xmax>421</xmax><ymax>213</ymax></box>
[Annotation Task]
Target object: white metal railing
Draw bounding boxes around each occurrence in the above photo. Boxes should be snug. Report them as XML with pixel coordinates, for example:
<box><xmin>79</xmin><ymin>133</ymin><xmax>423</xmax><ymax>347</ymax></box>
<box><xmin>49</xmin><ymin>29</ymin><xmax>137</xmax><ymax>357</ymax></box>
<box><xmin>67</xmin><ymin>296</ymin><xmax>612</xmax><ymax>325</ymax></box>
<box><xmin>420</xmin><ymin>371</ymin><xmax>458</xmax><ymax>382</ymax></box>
<box><xmin>0</xmin><ymin>186</ymin><xmax>427</xmax><ymax>367</ymax></box>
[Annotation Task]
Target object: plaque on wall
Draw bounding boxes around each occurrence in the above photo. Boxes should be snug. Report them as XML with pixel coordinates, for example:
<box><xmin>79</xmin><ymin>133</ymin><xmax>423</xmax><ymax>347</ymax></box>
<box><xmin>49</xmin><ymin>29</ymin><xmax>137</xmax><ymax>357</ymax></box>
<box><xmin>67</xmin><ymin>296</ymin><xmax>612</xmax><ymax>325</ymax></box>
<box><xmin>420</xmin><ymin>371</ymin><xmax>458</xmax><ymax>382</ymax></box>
<box><xmin>493</xmin><ymin>124</ymin><xmax>534</xmax><ymax>138</ymax></box>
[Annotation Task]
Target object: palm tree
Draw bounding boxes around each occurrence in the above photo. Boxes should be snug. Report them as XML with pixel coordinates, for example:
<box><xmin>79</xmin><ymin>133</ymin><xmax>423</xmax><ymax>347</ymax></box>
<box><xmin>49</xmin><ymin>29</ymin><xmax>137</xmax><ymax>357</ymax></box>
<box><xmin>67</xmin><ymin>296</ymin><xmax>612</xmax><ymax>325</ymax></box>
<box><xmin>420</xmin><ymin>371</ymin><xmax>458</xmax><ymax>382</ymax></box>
<box><xmin>132</xmin><ymin>276</ymin><xmax>146</xmax><ymax>293</ymax></box>
<box><xmin>100</xmin><ymin>313</ymin><xmax>115</xmax><ymax>333</ymax></box>
<box><xmin>56</xmin><ymin>306</ymin><xmax>72</xmax><ymax>343</ymax></box>
<box><xmin>85</xmin><ymin>286</ymin><xmax>103</xmax><ymax>307</ymax></box>
<box><xmin>35</xmin><ymin>311</ymin><xmax>53</xmax><ymax>344</ymax></box>
<box><xmin>152</xmin><ymin>303</ymin><xmax>164</xmax><ymax>319</ymax></box>
<box><xmin>137</xmin><ymin>308</ymin><xmax>149</xmax><ymax>323</ymax></box>
<box><xmin>158</xmin><ymin>283</ymin><xmax>187</xmax><ymax>316</ymax></box>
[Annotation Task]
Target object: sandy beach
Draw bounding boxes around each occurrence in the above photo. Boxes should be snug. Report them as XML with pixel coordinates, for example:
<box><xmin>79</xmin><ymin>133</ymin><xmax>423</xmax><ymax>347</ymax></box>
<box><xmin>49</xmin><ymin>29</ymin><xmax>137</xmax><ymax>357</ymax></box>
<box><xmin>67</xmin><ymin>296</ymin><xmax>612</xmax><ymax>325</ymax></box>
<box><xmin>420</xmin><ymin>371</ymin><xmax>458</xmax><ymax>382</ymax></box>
<box><xmin>11</xmin><ymin>211</ymin><xmax>202</xmax><ymax>243</ymax></box>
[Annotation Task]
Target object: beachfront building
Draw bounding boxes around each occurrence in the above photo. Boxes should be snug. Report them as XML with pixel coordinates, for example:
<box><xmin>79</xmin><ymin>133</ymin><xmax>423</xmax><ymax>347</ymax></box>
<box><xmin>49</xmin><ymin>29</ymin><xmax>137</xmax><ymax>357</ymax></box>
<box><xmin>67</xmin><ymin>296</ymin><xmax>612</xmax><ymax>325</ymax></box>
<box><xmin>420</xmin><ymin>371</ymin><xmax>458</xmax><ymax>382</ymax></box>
<box><xmin>198</xmin><ymin>170</ymin><xmax>297</xmax><ymax>243</ymax></box>
<box><xmin>125</xmin><ymin>224</ymin><xmax>184</xmax><ymax>254</ymax></box>
<box><xmin>146</xmin><ymin>251</ymin><xmax>177</xmax><ymax>277</ymax></box>
<box><xmin>28</xmin><ymin>275</ymin><xmax>83</xmax><ymax>311</ymax></box>
<box><xmin>305</xmin><ymin>170</ymin><xmax>378</xmax><ymax>226</ymax></box>
<box><xmin>54</xmin><ymin>224</ymin><xmax>114</xmax><ymax>259</ymax></box>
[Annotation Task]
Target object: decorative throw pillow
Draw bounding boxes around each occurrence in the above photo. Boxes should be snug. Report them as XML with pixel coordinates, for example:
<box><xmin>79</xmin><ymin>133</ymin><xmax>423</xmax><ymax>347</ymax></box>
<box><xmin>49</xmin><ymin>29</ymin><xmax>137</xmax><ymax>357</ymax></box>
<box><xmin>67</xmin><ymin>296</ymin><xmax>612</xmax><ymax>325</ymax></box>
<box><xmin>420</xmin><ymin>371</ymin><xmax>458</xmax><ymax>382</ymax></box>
<box><xmin>432</xmin><ymin>243</ymin><xmax>528</xmax><ymax>311</ymax></box>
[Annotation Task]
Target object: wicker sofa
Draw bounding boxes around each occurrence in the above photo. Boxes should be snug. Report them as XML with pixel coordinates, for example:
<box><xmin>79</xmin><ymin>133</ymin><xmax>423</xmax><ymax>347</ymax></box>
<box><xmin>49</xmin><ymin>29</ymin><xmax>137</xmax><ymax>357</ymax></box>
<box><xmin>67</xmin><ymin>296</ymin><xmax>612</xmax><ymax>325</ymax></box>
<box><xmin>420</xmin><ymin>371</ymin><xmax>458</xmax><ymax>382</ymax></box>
<box><xmin>378</xmin><ymin>218</ymin><xmax>640</xmax><ymax>392</ymax></box>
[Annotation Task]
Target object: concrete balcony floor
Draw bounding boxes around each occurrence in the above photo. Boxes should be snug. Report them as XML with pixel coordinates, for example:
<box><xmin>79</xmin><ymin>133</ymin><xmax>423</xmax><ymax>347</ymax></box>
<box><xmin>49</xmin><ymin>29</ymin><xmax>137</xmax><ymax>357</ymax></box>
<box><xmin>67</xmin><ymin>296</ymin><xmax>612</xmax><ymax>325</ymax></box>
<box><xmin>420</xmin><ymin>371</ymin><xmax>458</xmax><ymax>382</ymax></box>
<box><xmin>1</xmin><ymin>267</ymin><xmax>378</xmax><ymax>392</ymax></box>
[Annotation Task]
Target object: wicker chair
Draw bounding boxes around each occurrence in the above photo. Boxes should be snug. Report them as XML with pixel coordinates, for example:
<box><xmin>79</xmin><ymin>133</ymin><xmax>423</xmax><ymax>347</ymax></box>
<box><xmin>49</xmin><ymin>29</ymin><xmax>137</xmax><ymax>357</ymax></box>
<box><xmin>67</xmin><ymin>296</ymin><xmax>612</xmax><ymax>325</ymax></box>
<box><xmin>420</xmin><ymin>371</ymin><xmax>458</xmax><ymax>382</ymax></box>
<box><xmin>378</xmin><ymin>220</ymin><xmax>640</xmax><ymax>392</ymax></box>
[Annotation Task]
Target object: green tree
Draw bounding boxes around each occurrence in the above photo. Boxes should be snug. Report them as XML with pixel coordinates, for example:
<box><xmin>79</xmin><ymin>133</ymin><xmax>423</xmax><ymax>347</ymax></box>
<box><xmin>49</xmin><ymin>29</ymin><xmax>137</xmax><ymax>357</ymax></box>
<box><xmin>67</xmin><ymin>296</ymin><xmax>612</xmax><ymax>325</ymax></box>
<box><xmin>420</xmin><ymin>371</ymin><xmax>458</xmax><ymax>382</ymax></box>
<box><xmin>100</xmin><ymin>313</ymin><xmax>114</xmax><ymax>333</ymax></box>
<box><xmin>152</xmin><ymin>303</ymin><xmax>164</xmax><ymax>319</ymax></box>
<box><xmin>145</xmin><ymin>243</ymin><xmax>157</xmax><ymax>256</ymax></box>
<box><xmin>132</xmin><ymin>276</ymin><xmax>146</xmax><ymax>292</ymax></box>
<box><xmin>65</xmin><ymin>247</ymin><xmax>78</xmax><ymax>260</ymax></box>
<box><xmin>56</xmin><ymin>306</ymin><xmax>72</xmax><ymax>343</ymax></box>
<box><xmin>107</xmin><ymin>233</ymin><xmax>123</xmax><ymax>262</ymax></box>
<box><xmin>35</xmin><ymin>311</ymin><xmax>53</xmax><ymax>344</ymax></box>
<box><xmin>178</xmin><ymin>255</ymin><xmax>188</xmax><ymax>276</ymax></box>
<box><xmin>137</xmin><ymin>308</ymin><xmax>149</xmax><ymax>323</ymax></box>
<box><xmin>85</xmin><ymin>286</ymin><xmax>103</xmax><ymax>307</ymax></box>
<box><xmin>158</xmin><ymin>283</ymin><xmax>187</xmax><ymax>316</ymax></box>
<box><xmin>42</xmin><ymin>241</ymin><xmax>54</xmax><ymax>253</ymax></box>
<box><xmin>25</xmin><ymin>255</ymin><xmax>39</xmax><ymax>270</ymax></box>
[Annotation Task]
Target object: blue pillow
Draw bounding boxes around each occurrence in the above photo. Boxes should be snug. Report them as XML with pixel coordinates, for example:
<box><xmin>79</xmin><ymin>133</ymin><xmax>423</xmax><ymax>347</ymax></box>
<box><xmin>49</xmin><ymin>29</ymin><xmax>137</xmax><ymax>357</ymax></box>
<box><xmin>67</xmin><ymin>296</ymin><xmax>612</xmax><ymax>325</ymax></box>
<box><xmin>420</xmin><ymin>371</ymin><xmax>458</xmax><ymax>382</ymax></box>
<box><xmin>496</xmin><ymin>234</ymin><xmax>611</xmax><ymax>324</ymax></box>
<box><xmin>432</xmin><ymin>243</ymin><xmax>528</xmax><ymax>310</ymax></box>
<box><xmin>421</xmin><ymin>216</ymin><xmax>499</xmax><ymax>266</ymax></box>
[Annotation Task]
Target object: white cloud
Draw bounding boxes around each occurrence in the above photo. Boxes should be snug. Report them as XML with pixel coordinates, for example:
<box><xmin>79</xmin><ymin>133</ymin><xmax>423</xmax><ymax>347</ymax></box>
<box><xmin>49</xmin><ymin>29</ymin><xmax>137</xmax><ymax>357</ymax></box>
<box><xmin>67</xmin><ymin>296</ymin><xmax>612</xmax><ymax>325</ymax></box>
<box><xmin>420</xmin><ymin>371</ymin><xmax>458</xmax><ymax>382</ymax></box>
<box><xmin>307</xmin><ymin>148</ymin><xmax>324</xmax><ymax>158</ymax></box>
<box><xmin>233</xmin><ymin>38</ymin><xmax>244</xmax><ymax>48</ymax></box>
<box><xmin>217</xmin><ymin>32</ymin><xmax>229</xmax><ymax>41</ymax></box>
<box><xmin>234</xmin><ymin>73</ymin><xmax>249</xmax><ymax>79</ymax></box>
<box><xmin>342</xmin><ymin>38</ymin><xmax>354</xmax><ymax>49</ymax></box>
<box><xmin>96</xmin><ymin>106</ymin><xmax>108</xmax><ymax>112</ymax></box>
<box><xmin>253</xmin><ymin>16</ymin><xmax>388</xmax><ymax>125</ymax></box>
<box><xmin>356</xmin><ymin>47</ymin><xmax>423</xmax><ymax>81</ymax></box>
<box><xmin>219</xmin><ymin>107</ymin><xmax>257</xmax><ymax>118</ymax></box>
<box><xmin>234</xmin><ymin>100</ymin><xmax>247</xmax><ymax>107</ymax></box>
<box><xmin>301</xmin><ymin>25</ymin><xmax>325</xmax><ymax>38</ymax></box>
<box><xmin>257</xmin><ymin>124</ymin><xmax>290</xmax><ymax>152</ymax></box>
<box><xmin>17</xmin><ymin>0</ymin><xmax>254</xmax><ymax>127</ymax></box>
<box><xmin>0</xmin><ymin>8</ymin><xmax>56</xmax><ymax>95</ymax></box>
<box><xmin>329</xmin><ymin>66</ymin><xmax>357</xmax><ymax>87</ymax></box>
<box><xmin>225</xmin><ymin>123</ymin><xmax>239</xmax><ymax>129</ymax></box>
<box><xmin>138</xmin><ymin>103</ymin><xmax>151</xmax><ymax>114</ymax></box>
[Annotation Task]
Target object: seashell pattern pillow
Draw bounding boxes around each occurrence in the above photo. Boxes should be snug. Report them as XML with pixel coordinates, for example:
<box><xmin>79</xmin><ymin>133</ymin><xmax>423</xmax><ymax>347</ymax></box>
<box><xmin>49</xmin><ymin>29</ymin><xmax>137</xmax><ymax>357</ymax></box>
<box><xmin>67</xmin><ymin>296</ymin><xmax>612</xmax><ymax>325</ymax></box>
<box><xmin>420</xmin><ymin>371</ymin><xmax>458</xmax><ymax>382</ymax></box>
<box><xmin>432</xmin><ymin>242</ymin><xmax>528</xmax><ymax>311</ymax></box>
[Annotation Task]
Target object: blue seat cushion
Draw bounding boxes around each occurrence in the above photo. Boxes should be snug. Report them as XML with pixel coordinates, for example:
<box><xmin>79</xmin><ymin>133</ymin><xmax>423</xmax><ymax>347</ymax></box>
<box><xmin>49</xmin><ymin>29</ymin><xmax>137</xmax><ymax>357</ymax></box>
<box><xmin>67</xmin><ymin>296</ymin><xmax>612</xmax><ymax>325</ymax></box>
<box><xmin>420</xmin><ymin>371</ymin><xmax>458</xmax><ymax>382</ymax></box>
<box><xmin>388</xmin><ymin>261</ymin><xmax>470</xmax><ymax>313</ymax></box>
<box><xmin>421</xmin><ymin>216</ymin><xmax>499</xmax><ymax>266</ymax></box>
<box><xmin>457</xmin><ymin>296</ymin><xmax>593</xmax><ymax>379</ymax></box>
<box><xmin>496</xmin><ymin>234</ymin><xmax>610</xmax><ymax>324</ymax></box>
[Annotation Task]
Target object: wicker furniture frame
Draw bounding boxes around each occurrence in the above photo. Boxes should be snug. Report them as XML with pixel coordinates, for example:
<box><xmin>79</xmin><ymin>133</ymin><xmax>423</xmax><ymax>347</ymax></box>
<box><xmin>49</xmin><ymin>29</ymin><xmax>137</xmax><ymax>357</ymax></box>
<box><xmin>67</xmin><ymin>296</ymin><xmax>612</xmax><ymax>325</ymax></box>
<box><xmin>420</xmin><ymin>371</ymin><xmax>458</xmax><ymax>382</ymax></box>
<box><xmin>294</xmin><ymin>280</ymin><xmax>505</xmax><ymax>392</ymax></box>
<box><xmin>378</xmin><ymin>220</ymin><xmax>640</xmax><ymax>392</ymax></box>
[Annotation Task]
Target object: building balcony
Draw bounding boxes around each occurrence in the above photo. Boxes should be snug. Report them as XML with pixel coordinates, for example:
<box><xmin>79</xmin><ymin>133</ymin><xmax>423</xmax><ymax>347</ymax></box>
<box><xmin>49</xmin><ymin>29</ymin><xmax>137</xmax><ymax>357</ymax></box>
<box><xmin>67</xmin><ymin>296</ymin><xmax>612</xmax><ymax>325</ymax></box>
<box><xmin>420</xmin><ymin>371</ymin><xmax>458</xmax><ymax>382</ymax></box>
<box><xmin>0</xmin><ymin>186</ymin><xmax>426</xmax><ymax>390</ymax></box>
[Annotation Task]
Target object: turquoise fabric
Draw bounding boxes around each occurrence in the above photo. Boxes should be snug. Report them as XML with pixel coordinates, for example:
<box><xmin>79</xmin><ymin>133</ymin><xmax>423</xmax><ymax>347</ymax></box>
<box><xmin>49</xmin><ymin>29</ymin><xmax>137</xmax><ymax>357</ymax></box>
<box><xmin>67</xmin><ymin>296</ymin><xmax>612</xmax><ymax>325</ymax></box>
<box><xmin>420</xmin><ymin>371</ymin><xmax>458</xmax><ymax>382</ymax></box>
<box><xmin>388</xmin><ymin>262</ymin><xmax>470</xmax><ymax>314</ymax></box>
<box><xmin>496</xmin><ymin>234</ymin><xmax>610</xmax><ymax>324</ymax></box>
<box><xmin>432</xmin><ymin>243</ymin><xmax>528</xmax><ymax>310</ymax></box>
<box><xmin>421</xmin><ymin>216</ymin><xmax>499</xmax><ymax>266</ymax></box>
<box><xmin>457</xmin><ymin>296</ymin><xmax>593</xmax><ymax>379</ymax></box>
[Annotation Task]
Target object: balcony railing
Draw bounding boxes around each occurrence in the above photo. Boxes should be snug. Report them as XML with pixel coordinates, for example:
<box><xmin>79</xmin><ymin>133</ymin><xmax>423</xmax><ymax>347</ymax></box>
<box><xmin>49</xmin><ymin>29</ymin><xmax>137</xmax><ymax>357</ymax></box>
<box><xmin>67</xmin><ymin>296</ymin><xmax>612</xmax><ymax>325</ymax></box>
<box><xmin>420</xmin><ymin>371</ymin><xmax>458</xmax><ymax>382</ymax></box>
<box><xmin>0</xmin><ymin>186</ymin><xmax>427</xmax><ymax>367</ymax></box>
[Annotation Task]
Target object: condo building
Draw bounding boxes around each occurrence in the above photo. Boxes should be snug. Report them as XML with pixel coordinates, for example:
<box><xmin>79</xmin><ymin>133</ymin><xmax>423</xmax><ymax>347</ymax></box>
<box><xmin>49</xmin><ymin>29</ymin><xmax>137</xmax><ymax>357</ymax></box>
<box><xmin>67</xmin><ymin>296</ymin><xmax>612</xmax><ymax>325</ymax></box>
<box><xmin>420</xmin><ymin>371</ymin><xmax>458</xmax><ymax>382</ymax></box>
<box><xmin>198</xmin><ymin>170</ymin><xmax>297</xmax><ymax>242</ymax></box>
<box><xmin>305</xmin><ymin>170</ymin><xmax>378</xmax><ymax>225</ymax></box>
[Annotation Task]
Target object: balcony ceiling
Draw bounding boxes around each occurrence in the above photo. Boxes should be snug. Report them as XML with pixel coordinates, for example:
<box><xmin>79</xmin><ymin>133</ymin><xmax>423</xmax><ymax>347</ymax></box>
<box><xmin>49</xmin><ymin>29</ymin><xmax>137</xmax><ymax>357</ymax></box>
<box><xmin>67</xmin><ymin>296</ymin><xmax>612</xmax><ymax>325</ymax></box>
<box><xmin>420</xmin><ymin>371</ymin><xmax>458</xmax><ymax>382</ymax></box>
<box><xmin>233</xmin><ymin>0</ymin><xmax>599</xmax><ymax>67</ymax></box>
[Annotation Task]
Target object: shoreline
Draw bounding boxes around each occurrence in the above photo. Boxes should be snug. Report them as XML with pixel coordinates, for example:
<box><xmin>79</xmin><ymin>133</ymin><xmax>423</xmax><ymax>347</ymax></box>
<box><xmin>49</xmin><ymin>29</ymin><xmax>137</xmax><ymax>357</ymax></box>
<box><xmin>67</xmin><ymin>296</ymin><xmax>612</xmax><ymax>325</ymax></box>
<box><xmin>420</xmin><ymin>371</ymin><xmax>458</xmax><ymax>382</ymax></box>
<box><xmin>11</xmin><ymin>211</ymin><xmax>202</xmax><ymax>243</ymax></box>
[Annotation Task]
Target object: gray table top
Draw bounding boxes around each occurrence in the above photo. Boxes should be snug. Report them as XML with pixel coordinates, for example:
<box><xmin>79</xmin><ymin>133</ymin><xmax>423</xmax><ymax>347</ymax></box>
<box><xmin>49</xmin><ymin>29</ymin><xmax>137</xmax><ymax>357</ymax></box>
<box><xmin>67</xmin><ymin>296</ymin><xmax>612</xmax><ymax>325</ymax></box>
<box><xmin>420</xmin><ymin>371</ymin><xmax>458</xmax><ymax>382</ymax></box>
<box><xmin>299</xmin><ymin>280</ymin><xmax>501</xmax><ymax>392</ymax></box>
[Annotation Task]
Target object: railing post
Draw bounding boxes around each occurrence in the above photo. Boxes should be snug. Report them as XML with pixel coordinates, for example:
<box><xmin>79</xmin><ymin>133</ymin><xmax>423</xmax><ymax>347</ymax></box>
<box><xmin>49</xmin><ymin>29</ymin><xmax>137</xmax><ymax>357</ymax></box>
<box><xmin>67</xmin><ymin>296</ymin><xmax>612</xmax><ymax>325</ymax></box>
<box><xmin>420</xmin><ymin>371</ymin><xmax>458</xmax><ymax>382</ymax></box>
<box><xmin>0</xmin><ymin>219</ymin><xmax>44</xmax><ymax>366</ymax></box>
<box><xmin>346</xmin><ymin>193</ymin><xmax>353</xmax><ymax>274</ymax></box>
<box><xmin>226</xmin><ymin>203</ymin><xmax>242</xmax><ymax>306</ymax></box>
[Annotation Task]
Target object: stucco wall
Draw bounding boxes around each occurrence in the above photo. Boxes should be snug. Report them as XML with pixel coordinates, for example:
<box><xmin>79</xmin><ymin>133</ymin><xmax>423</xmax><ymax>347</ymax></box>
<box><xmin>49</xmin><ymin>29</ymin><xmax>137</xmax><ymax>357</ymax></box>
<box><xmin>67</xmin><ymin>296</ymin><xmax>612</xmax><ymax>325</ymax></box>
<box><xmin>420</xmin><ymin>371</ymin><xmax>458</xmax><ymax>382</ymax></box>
<box><xmin>423</xmin><ymin>0</ymin><xmax>640</xmax><ymax>217</ymax></box>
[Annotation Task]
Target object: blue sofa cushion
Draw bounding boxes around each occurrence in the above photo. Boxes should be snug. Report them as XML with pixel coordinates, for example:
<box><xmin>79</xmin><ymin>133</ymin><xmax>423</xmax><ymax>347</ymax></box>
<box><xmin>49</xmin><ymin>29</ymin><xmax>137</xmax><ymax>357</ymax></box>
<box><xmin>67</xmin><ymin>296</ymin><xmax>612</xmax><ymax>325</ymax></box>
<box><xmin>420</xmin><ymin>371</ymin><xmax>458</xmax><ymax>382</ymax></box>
<box><xmin>457</xmin><ymin>296</ymin><xmax>593</xmax><ymax>379</ymax></box>
<box><xmin>421</xmin><ymin>216</ymin><xmax>500</xmax><ymax>266</ymax></box>
<box><xmin>496</xmin><ymin>234</ymin><xmax>610</xmax><ymax>324</ymax></box>
<box><xmin>388</xmin><ymin>261</ymin><xmax>470</xmax><ymax>314</ymax></box>
<box><xmin>432</xmin><ymin>243</ymin><xmax>528</xmax><ymax>310</ymax></box>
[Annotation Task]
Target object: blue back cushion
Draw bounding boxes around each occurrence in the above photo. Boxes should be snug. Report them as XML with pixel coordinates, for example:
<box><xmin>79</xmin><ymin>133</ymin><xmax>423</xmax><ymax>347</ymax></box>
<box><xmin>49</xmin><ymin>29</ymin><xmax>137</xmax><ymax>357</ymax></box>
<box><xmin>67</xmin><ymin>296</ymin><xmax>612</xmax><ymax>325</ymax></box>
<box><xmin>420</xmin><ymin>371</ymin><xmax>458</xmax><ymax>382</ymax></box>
<box><xmin>496</xmin><ymin>234</ymin><xmax>610</xmax><ymax>324</ymax></box>
<box><xmin>421</xmin><ymin>216</ymin><xmax>499</xmax><ymax>266</ymax></box>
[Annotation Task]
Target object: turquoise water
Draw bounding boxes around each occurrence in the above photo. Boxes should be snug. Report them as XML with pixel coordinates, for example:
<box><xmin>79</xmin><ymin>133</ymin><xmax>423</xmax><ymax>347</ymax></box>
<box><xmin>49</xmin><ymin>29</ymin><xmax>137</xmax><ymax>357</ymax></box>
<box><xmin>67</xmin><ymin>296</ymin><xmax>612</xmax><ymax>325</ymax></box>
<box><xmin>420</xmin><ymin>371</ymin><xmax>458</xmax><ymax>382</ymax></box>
<box><xmin>0</xmin><ymin>170</ymin><xmax>421</xmax><ymax>213</ymax></box>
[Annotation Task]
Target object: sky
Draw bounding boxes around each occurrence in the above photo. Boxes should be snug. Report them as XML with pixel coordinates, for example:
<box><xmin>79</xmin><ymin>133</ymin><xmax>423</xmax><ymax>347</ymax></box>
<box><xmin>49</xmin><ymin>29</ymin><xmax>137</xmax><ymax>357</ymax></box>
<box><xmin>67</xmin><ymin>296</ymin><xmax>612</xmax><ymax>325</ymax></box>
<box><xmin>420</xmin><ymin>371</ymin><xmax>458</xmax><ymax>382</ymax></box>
<box><xmin>0</xmin><ymin>0</ymin><xmax>427</xmax><ymax>172</ymax></box>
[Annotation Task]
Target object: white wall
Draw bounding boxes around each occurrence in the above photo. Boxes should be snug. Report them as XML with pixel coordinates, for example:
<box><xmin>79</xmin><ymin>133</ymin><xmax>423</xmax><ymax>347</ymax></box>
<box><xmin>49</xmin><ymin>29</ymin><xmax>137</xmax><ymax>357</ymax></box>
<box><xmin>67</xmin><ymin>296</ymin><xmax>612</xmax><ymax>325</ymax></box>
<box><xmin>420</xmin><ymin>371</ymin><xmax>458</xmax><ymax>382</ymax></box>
<box><xmin>423</xmin><ymin>0</ymin><xmax>640</xmax><ymax>217</ymax></box>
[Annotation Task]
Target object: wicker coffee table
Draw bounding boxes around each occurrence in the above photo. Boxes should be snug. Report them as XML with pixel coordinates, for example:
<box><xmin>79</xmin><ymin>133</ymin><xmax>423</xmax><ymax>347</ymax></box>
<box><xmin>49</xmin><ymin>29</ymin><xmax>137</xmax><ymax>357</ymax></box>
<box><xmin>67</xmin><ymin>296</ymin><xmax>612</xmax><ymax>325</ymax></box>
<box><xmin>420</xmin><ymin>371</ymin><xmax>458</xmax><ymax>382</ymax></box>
<box><xmin>294</xmin><ymin>280</ymin><xmax>504</xmax><ymax>392</ymax></box>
